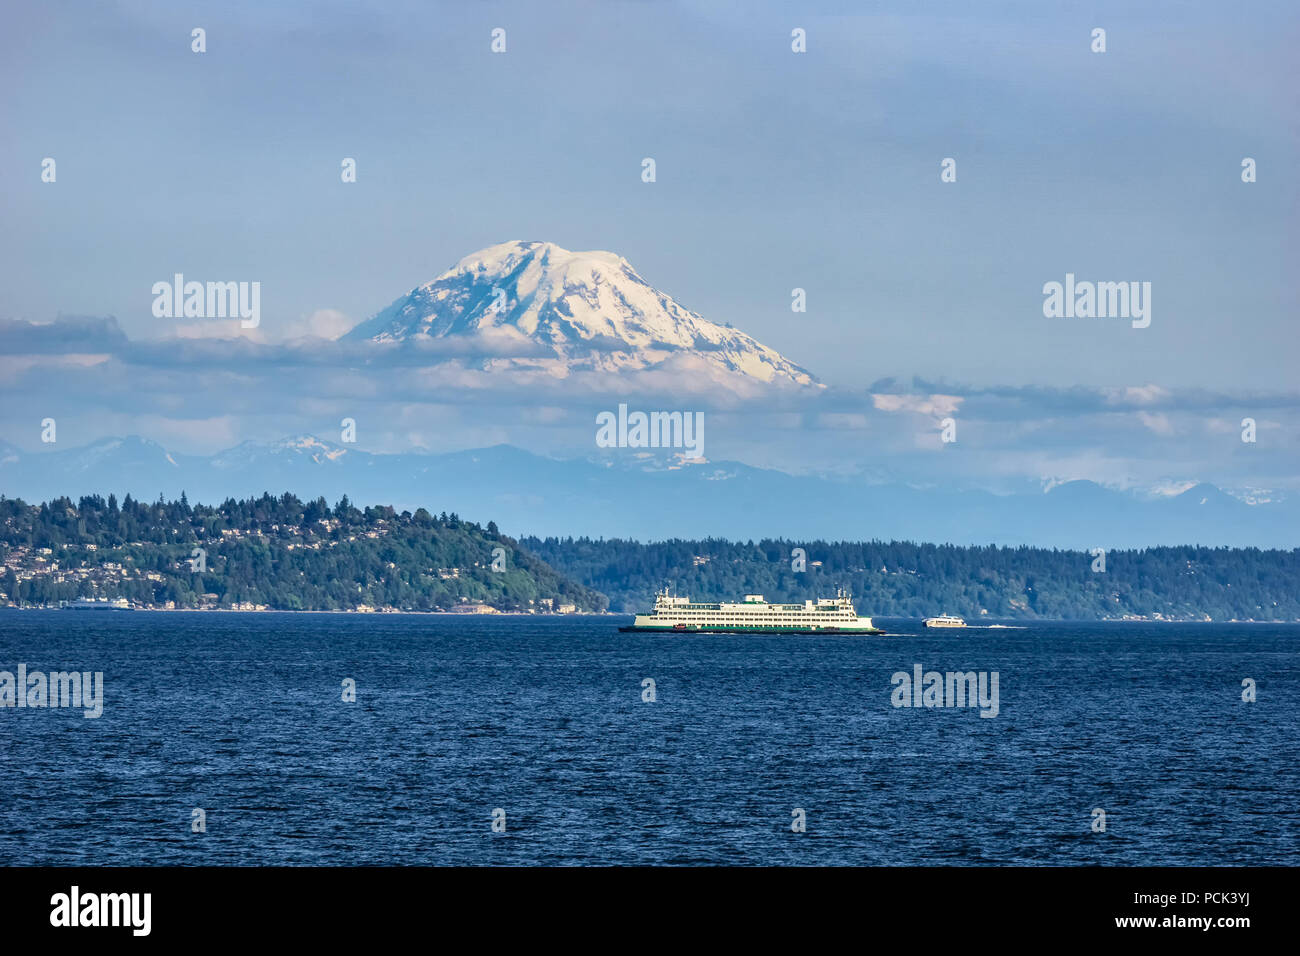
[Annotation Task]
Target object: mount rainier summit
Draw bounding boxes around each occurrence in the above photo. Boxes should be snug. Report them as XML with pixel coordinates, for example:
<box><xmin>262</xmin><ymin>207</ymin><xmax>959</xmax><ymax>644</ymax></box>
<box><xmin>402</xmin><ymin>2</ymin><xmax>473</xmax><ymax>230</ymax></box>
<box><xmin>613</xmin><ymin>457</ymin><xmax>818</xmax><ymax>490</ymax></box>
<box><xmin>343</xmin><ymin>240</ymin><xmax>819</xmax><ymax>389</ymax></box>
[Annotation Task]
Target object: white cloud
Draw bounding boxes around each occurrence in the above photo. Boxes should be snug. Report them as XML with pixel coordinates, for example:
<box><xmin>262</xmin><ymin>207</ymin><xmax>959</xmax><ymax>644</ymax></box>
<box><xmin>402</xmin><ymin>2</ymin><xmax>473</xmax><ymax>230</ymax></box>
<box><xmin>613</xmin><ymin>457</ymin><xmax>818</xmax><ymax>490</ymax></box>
<box><xmin>1137</xmin><ymin>411</ymin><xmax>1174</xmax><ymax>435</ymax></box>
<box><xmin>871</xmin><ymin>393</ymin><xmax>963</xmax><ymax>416</ymax></box>
<box><xmin>280</xmin><ymin>309</ymin><xmax>355</xmax><ymax>341</ymax></box>
<box><xmin>1106</xmin><ymin>384</ymin><xmax>1170</xmax><ymax>406</ymax></box>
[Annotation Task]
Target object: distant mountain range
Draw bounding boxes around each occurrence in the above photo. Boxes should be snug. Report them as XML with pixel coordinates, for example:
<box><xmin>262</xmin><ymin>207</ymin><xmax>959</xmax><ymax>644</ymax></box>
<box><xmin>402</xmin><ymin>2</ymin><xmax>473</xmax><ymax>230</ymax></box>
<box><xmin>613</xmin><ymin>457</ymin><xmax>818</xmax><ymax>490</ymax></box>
<box><xmin>343</xmin><ymin>239</ymin><xmax>818</xmax><ymax>388</ymax></box>
<box><xmin>8</xmin><ymin>240</ymin><xmax>1288</xmax><ymax>550</ymax></box>
<box><xmin>1</xmin><ymin>435</ymin><xmax>1294</xmax><ymax>549</ymax></box>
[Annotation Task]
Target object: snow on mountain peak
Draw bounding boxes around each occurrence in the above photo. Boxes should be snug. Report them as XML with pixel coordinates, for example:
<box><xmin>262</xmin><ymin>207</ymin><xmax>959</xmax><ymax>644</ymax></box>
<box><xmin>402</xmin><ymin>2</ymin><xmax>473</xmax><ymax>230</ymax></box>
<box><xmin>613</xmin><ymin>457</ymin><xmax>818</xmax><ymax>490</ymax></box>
<box><xmin>448</xmin><ymin>240</ymin><xmax>629</xmax><ymax>281</ymax></box>
<box><xmin>343</xmin><ymin>241</ymin><xmax>818</xmax><ymax>387</ymax></box>
<box><xmin>212</xmin><ymin>435</ymin><xmax>349</xmax><ymax>469</ymax></box>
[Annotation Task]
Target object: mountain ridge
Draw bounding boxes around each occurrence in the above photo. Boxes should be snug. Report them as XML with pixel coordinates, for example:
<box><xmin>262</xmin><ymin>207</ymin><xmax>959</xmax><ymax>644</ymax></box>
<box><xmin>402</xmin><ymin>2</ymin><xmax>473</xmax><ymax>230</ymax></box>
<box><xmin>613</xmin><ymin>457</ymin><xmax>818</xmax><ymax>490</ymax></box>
<box><xmin>0</xmin><ymin>434</ymin><xmax>1294</xmax><ymax>549</ymax></box>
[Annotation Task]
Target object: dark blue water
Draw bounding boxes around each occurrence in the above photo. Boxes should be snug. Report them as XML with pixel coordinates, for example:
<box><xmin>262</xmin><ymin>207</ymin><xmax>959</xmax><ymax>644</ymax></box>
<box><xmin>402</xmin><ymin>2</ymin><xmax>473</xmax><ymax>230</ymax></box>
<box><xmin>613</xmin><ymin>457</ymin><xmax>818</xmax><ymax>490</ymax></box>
<box><xmin>0</xmin><ymin>611</ymin><xmax>1296</xmax><ymax>865</ymax></box>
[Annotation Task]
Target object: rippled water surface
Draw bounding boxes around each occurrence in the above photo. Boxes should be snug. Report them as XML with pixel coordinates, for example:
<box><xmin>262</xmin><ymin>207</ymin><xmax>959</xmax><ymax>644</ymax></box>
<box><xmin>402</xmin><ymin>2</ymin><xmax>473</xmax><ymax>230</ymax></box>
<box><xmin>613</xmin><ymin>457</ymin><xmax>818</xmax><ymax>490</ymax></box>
<box><xmin>1</xmin><ymin>611</ymin><xmax>1296</xmax><ymax>865</ymax></box>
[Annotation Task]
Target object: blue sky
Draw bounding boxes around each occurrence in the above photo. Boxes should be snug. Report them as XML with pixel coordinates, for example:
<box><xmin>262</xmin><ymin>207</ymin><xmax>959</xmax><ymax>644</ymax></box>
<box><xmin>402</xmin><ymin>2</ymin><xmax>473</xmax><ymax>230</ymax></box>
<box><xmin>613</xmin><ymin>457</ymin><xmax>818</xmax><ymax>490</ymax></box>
<box><xmin>0</xmin><ymin>1</ymin><xmax>1296</xmax><ymax>498</ymax></box>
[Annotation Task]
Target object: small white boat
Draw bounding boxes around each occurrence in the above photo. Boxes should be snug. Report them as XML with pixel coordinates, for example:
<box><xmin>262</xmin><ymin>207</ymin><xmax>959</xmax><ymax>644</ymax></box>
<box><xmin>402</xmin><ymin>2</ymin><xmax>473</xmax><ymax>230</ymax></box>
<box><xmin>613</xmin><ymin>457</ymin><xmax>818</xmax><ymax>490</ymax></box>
<box><xmin>923</xmin><ymin>614</ymin><xmax>966</xmax><ymax>628</ymax></box>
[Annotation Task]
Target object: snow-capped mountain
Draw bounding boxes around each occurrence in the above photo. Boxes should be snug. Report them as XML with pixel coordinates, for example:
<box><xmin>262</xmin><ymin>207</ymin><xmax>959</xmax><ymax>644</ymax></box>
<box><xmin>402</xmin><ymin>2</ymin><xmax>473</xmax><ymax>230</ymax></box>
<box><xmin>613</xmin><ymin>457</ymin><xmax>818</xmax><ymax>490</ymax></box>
<box><xmin>211</xmin><ymin>436</ymin><xmax>351</xmax><ymax>470</ymax></box>
<box><xmin>343</xmin><ymin>240</ymin><xmax>819</xmax><ymax>387</ymax></box>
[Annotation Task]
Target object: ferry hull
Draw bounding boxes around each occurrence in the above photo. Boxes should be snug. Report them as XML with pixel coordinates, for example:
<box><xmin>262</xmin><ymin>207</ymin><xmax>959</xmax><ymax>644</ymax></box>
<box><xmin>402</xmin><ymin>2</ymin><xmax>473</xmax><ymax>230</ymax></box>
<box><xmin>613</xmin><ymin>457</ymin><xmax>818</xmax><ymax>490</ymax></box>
<box><xmin>619</xmin><ymin>624</ymin><xmax>885</xmax><ymax>635</ymax></box>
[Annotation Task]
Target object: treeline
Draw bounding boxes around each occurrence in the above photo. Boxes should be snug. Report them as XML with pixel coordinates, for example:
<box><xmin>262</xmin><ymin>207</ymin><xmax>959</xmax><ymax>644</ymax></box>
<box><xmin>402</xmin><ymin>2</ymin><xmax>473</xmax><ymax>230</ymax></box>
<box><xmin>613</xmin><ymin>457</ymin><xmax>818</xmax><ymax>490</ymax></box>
<box><xmin>6</xmin><ymin>494</ymin><xmax>1295</xmax><ymax>620</ymax></box>
<box><xmin>519</xmin><ymin>536</ymin><xmax>1300</xmax><ymax>621</ymax></box>
<box><xmin>0</xmin><ymin>493</ymin><xmax>606</xmax><ymax>612</ymax></box>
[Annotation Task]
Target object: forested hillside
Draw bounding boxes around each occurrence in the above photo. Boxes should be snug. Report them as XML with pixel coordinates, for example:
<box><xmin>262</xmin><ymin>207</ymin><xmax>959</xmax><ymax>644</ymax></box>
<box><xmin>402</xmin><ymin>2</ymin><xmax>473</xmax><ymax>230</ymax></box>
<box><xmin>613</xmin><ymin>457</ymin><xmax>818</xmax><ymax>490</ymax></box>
<box><xmin>520</xmin><ymin>536</ymin><xmax>1300</xmax><ymax>622</ymax></box>
<box><xmin>0</xmin><ymin>493</ymin><xmax>605</xmax><ymax>612</ymax></box>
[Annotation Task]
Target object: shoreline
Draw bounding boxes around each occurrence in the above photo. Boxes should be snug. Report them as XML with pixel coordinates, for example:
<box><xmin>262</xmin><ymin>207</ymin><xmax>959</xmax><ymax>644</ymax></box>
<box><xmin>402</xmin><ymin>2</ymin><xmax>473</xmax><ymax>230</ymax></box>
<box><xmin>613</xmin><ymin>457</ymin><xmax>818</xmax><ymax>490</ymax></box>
<box><xmin>1</xmin><ymin>606</ymin><xmax>608</xmax><ymax>617</ymax></box>
<box><xmin>2</xmin><ymin>606</ymin><xmax>1297</xmax><ymax>624</ymax></box>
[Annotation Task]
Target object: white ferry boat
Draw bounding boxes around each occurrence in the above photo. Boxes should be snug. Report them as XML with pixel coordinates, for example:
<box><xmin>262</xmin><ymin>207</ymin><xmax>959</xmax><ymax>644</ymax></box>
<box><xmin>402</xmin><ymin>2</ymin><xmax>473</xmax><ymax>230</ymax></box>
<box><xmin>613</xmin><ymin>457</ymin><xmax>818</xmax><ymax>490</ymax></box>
<box><xmin>923</xmin><ymin>614</ymin><xmax>966</xmax><ymax>628</ymax></box>
<box><xmin>63</xmin><ymin>596</ymin><xmax>133</xmax><ymax>611</ymax></box>
<box><xmin>620</xmin><ymin>589</ymin><xmax>884</xmax><ymax>634</ymax></box>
